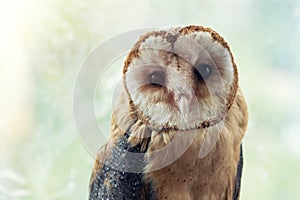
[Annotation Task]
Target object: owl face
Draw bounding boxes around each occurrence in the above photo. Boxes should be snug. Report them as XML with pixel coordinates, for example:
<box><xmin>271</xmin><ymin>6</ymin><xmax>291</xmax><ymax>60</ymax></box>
<box><xmin>123</xmin><ymin>26</ymin><xmax>238</xmax><ymax>131</ymax></box>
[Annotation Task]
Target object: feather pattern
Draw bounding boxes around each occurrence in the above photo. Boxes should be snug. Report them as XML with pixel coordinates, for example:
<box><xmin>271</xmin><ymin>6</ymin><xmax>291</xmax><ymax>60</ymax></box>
<box><xmin>89</xmin><ymin>25</ymin><xmax>248</xmax><ymax>200</ymax></box>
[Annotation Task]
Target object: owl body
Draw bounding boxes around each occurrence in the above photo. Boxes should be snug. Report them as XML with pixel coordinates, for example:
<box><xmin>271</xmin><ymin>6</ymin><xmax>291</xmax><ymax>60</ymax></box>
<box><xmin>89</xmin><ymin>25</ymin><xmax>248</xmax><ymax>200</ymax></box>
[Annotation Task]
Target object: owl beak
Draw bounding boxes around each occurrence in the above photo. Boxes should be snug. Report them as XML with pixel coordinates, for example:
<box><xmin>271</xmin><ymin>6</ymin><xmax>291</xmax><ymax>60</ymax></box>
<box><xmin>178</xmin><ymin>96</ymin><xmax>190</xmax><ymax>122</ymax></box>
<box><xmin>174</xmin><ymin>86</ymin><xmax>194</xmax><ymax>122</ymax></box>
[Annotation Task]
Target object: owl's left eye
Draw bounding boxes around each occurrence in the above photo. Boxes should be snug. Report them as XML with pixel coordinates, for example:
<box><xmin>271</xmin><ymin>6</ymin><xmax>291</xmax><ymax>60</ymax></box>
<box><xmin>194</xmin><ymin>63</ymin><xmax>213</xmax><ymax>81</ymax></box>
<box><xmin>149</xmin><ymin>71</ymin><xmax>165</xmax><ymax>87</ymax></box>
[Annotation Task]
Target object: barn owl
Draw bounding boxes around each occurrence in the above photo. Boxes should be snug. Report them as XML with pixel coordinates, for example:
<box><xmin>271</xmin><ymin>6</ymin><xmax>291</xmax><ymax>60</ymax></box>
<box><xmin>88</xmin><ymin>25</ymin><xmax>248</xmax><ymax>200</ymax></box>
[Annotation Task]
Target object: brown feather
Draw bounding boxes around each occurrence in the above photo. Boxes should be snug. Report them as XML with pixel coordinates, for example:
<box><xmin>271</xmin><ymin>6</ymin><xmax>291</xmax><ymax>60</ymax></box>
<box><xmin>143</xmin><ymin>89</ymin><xmax>247</xmax><ymax>200</ymax></box>
<box><xmin>89</xmin><ymin>25</ymin><xmax>248</xmax><ymax>200</ymax></box>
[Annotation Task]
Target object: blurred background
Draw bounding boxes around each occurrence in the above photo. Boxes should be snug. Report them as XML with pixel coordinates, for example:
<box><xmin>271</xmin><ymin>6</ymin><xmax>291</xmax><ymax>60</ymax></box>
<box><xmin>1</xmin><ymin>0</ymin><xmax>300</xmax><ymax>199</ymax></box>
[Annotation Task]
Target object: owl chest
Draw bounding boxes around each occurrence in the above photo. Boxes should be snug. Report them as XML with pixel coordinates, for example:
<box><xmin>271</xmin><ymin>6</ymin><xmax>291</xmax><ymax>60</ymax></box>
<box><xmin>146</xmin><ymin>139</ymin><xmax>236</xmax><ymax>200</ymax></box>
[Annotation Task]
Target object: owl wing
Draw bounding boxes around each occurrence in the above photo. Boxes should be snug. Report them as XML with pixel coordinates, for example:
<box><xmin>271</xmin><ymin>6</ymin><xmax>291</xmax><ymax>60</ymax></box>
<box><xmin>232</xmin><ymin>144</ymin><xmax>243</xmax><ymax>200</ymax></box>
<box><xmin>88</xmin><ymin>131</ymin><xmax>157</xmax><ymax>200</ymax></box>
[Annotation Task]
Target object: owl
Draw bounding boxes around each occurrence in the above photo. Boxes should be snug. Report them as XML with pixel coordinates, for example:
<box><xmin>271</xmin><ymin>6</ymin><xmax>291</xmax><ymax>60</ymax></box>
<box><xmin>88</xmin><ymin>25</ymin><xmax>248</xmax><ymax>200</ymax></box>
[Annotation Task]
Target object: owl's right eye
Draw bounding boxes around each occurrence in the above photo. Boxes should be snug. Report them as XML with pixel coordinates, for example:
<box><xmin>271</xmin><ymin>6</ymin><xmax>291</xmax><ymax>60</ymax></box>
<box><xmin>148</xmin><ymin>71</ymin><xmax>165</xmax><ymax>87</ymax></box>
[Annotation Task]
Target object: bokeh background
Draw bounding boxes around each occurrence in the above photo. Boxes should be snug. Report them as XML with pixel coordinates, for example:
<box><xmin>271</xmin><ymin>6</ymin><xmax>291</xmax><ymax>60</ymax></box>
<box><xmin>1</xmin><ymin>0</ymin><xmax>300</xmax><ymax>199</ymax></box>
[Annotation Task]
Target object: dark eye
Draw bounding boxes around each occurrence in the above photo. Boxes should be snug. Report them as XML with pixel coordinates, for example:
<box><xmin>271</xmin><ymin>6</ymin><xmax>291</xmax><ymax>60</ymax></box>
<box><xmin>194</xmin><ymin>63</ymin><xmax>213</xmax><ymax>81</ymax></box>
<box><xmin>149</xmin><ymin>71</ymin><xmax>165</xmax><ymax>87</ymax></box>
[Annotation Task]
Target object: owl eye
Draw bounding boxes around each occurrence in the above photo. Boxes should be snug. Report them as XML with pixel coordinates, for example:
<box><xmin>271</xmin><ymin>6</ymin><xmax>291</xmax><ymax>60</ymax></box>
<box><xmin>194</xmin><ymin>63</ymin><xmax>213</xmax><ymax>81</ymax></box>
<box><xmin>149</xmin><ymin>71</ymin><xmax>165</xmax><ymax>87</ymax></box>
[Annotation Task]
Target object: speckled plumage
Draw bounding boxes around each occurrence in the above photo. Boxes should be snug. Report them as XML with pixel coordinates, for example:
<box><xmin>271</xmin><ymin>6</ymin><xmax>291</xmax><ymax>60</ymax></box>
<box><xmin>88</xmin><ymin>25</ymin><xmax>248</xmax><ymax>200</ymax></box>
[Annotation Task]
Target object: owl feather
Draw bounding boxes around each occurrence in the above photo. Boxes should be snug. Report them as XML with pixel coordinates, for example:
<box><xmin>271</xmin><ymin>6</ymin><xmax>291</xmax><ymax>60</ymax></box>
<box><xmin>89</xmin><ymin>25</ymin><xmax>248</xmax><ymax>200</ymax></box>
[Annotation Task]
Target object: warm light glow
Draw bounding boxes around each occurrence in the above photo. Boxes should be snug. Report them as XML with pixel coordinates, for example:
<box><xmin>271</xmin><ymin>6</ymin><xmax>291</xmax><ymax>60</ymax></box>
<box><xmin>0</xmin><ymin>0</ymin><xmax>35</xmax><ymax>136</ymax></box>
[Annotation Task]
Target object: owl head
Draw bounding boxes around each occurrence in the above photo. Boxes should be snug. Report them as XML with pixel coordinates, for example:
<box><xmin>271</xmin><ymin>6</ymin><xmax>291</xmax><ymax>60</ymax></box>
<box><xmin>123</xmin><ymin>25</ymin><xmax>238</xmax><ymax>132</ymax></box>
